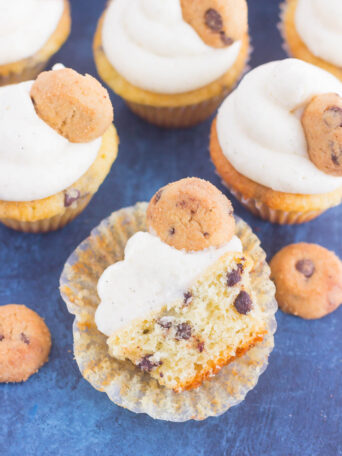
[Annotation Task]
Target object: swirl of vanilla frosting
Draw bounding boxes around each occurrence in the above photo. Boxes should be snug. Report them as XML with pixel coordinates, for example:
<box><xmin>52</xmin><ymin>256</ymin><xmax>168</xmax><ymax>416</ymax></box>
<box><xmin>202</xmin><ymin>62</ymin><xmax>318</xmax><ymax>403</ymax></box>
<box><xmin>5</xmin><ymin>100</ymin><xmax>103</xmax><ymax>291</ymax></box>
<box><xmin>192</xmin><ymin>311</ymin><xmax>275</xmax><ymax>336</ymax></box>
<box><xmin>0</xmin><ymin>0</ymin><xmax>64</xmax><ymax>65</ymax></box>
<box><xmin>295</xmin><ymin>0</ymin><xmax>342</xmax><ymax>67</ymax></box>
<box><xmin>216</xmin><ymin>59</ymin><xmax>342</xmax><ymax>195</ymax></box>
<box><xmin>0</xmin><ymin>81</ymin><xmax>101</xmax><ymax>202</ymax></box>
<box><xmin>101</xmin><ymin>0</ymin><xmax>243</xmax><ymax>94</ymax></box>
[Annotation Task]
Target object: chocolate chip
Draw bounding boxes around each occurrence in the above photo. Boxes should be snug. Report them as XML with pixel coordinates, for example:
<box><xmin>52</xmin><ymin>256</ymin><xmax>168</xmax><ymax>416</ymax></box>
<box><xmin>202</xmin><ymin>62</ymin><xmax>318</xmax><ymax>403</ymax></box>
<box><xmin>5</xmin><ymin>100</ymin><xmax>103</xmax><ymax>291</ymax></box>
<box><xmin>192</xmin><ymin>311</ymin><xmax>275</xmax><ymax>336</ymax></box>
<box><xmin>64</xmin><ymin>189</ymin><xmax>80</xmax><ymax>207</ymax></box>
<box><xmin>227</xmin><ymin>269</ymin><xmax>242</xmax><ymax>287</ymax></box>
<box><xmin>203</xmin><ymin>232</ymin><xmax>210</xmax><ymax>238</ymax></box>
<box><xmin>154</xmin><ymin>189</ymin><xmax>163</xmax><ymax>203</ymax></box>
<box><xmin>323</xmin><ymin>106</ymin><xmax>342</xmax><ymax>128</ymax></box>
<box><xmin>234</xmin><ymin>291</ymin><xmax>252</xmax><ymax>315</ymax></box>
<box><xmin>0</xmin><ymin>335</ymin><xmax>4</xmax><ymax>341</ymax></box>
<box><xmin>329</xmin><ymin>140</ymin><xmax>342</xmax><ymax>166</ymax></box>
<box><xmin>142</xmin><ymin>329</ymin><xmax>149</xmax><ymax>334</ymax></box>
<box><xmin>220</xmin><ymin>31</ymin><xmax>233</xmax><ymax>46</ymax></box>
<box><xmin>20</xmin><ymin>333</ymin><xmax>30</xmax><ymax>344</ymax></box>
<box><xmin>137</xmin><ymin>355</ymin><xmax>162</xmax><ymax>373</ymax></box>
<box><xmin>183</xmin><ymin>291</ymin><xmax>193</xmax><ymax>306</ymax></box>
<box><xmin>197</xmin><ymin>341</ymin><xmax>205</xmax><ymax>353</ymax></box>
<box><xmin>157</xmin><ymin>317</ymin><xmax>173</xmax><ymax>329</ymax></box>
<box><xmin>175</xmin><ymin>323</ymin><xmax>192</xmax><ymax>340</ymax></box>
<box><xmin>204</xmin><ymin>8</ymin><xmax>223</xmax><ymax>32</ymax></box>
<box><xmin>159</xmin><ymin>372</ymin><xmax>164</xmax><ymax>378</ymax></box>
<box><xmin>295</xmin><ymin>259</ymin><xmax>315</xmax><ymax>278</ymax></box>
<box><xmin>169</xmin><ymin>227</ymin><xmax>175</xmax><ymax>235</ymax></box>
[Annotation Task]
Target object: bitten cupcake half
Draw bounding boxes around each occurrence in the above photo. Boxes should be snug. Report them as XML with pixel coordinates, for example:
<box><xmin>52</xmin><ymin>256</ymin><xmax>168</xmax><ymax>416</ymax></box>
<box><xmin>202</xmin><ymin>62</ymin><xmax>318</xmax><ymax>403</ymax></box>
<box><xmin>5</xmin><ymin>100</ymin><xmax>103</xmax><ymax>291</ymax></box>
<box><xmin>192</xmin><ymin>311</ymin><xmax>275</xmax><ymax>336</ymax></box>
<box><xmin>0</xmin><ymin>0</ymin><xmax>71</xmax><ymax>86</ymax></box>
<box><xmin>280</xmin><ymin>0</ymin><xmax>342</xmax><ymax>81</ymax></box>
<box><xmin>60</xmin><ymin>177</ymin><xmax>277</xmax><ymax>421</ymax></box>
<box><xmin>210</xmin><ymin>58</ymin><xmax>342</xmax><ymax>224</ymax></box>
<box><xmin>0</xmin><ymin>66</ymin><xmax>118</xmax><ymax>233</ymax></box>
<box><xmin>93</xmin><ymin>0</ymin><xmax>250</xmax><ymax>128</ymax></box>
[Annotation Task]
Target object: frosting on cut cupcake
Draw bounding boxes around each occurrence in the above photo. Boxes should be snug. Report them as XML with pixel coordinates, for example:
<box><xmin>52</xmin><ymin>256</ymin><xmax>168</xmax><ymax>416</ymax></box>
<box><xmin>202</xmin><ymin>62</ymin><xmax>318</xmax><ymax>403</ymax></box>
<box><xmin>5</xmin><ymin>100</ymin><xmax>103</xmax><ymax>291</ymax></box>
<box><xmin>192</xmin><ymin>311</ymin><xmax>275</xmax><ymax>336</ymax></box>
<box><xmin>95</xmin><ymin>232</ymin><xmax>242</xmax><ymax>336</ymax></box>
<box><xmin>295</xmin><ymin>0</ymin><xmax>342</xmax><ymax>67</ymax></box>
<box><xmin>0</xmin><ymin>81</ymin><xmax>100</xmax><ymax>201</ymax></box>
<box><xmin>0</xmin><ymin>0</ymin><xmax>64</xmax><ymax>65</ymax></box>
<box><xmin>101</xmin><ymin>0</ymin><xmax>242</xmax><ymax>94</ymax></box>
<box><xmin>216</xmin><ymin>59</ymin><xmax>342</xmax><ymax>194</ymax></box>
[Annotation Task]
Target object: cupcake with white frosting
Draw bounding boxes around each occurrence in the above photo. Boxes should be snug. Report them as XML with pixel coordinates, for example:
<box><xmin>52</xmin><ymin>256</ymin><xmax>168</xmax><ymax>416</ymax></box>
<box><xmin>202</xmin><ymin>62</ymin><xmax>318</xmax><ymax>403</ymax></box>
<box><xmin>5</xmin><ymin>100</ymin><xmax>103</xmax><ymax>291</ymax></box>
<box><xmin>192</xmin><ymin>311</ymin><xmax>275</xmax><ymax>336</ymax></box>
<box><xmin>60</xmin><ymin>178</ymin><xmax>277</xmax><ymax>420</ymax></box>
<box><xmin>210</xmin><ymin>58</ymin><xmax>342</xmax><ymax>224</ymax></box>
<box><xmin>0</xmin><ymin>66</ymin><xmax>118</xmax><ymax>233</ymax></box>
<box><xmin>281</xmin><ymin>0</ymin><xmax>342</xmax><ymax>81</ymax></box>
<box><xmin>0</xmin><ymin>0</ymin><xmax>71</xmax><ymax>86</ymax></box>
<box><xmin>93</xmin><ymin>0</ymin><xmax>250</xmax><ymax>128</ymax></box>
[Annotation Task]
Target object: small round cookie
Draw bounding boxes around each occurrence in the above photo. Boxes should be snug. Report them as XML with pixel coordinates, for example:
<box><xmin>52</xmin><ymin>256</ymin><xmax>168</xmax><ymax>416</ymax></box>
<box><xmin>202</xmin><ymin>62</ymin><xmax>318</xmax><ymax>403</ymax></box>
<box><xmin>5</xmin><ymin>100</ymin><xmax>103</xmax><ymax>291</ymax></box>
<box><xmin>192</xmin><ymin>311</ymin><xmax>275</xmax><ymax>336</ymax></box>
<box><xmin>31</xmin><ymin>68</ymin><xmax>113</xmax><ymax>143</ymax></box>
<box><xmin>270</xmin><ymin>243</ymin><xmax>342</xmax><ymax>320</ymax></box>
<box><xmin>180</xmin><ymin>0</ymin><xmax>248</xmax><ymax>48</ymax></box>
<box><xmin>147</xmin><ymin>177</ymin><xmax>235</xmax><ymax>251</ymax></box>
<box><xmin>302</xmin><ymin>93</ymin><xmax>342</xmax><ymax>176</ymax></box>
<box><xmin>0</xmin><ymin>305</ymin><xmax>51</xmax><ymax>383</ymax></box>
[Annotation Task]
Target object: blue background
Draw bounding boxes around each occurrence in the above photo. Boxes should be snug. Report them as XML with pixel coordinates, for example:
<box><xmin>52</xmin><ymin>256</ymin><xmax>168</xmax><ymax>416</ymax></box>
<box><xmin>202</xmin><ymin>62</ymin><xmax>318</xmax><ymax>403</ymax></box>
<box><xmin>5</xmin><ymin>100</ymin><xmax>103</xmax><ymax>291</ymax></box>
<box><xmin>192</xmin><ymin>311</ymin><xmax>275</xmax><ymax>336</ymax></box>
<box><xmin>1</xmin><ymin>1</ymin><xmax>341</xmax><ymax>455</ymax></box>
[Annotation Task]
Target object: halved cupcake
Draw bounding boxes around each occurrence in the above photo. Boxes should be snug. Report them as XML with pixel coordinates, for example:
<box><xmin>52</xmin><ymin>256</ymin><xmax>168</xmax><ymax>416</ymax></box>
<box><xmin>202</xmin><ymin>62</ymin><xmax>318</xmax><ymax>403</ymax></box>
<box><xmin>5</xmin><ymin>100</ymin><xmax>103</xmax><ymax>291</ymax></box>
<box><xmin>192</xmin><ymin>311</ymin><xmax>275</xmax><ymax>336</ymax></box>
<box><xmin>93</xmin><ymin>0</ymin><xmax>250</xmax><ymax>128</ymax></box>
<box><xmin>210</xmin><ymin>58</ymin><xmax>342</xmax><ymax>224</ymax></box>
<box><xmin>0</xmin><ymin>66</ymin><xmax>118</xmax><ymax>233</ymax></box>
<box><xmin>0</xmin><ymin>0</ymin><xmax>71</xmax><ymax>86</ymax></box>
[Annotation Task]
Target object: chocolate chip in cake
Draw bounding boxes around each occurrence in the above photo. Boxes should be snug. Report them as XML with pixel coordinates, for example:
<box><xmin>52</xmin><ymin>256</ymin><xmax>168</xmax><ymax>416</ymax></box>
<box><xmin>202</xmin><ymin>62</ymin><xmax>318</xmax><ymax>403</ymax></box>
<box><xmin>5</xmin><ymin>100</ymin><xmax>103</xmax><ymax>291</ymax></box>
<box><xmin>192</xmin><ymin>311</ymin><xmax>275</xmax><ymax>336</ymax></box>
<box><xmin>159</xmin><ymin>372</ymin><xmax>164</xmax><ymax>378</ymax></box>
<box><xmin>157</xmin><ymin>317</ymin><xmax>173</xmax><ymax>329</ymax></box>
<box><xmin>175</xmin><ymin>323</ymin><xmax>192</xmax><ymax>340</ymax></box>
<box><xmin>20</xmin><ymin>333</ymin><xmax>30</xmax><ymax>344</ymax></box>
<box><xmin>197</xmin><ymin>341</ymin><xmax>205</xmax><ymax>353</ymax></box>
<box><xmin>323</xmin><ymin>105</ymin><xmax>342</xmax><ymax>128</ymax></box>
<box><xmin>203</xmin><ymin>232</ymin><xmax>210</xmax><ymax>238</ymax></box>
<box><xmin>204</xmin><ymin>8</ymin><xmax>223</xmax><ymax>32</ymax></box>
<box><xmin>169</xmin><ymin>227</ymin><xmax>176</xmax><ymax>235</ymax></box>
<box><xmin>137</xmin><ymin>355</ymin><xmax>162</xmax><ymax>373</ymax></box>
<box><xmin>220</xmin><ymin>31</ymin><xmax>233</xmax><ymax>46</ymax></box>
<box><xmin>0</xmin><ymin>335</ymin><xmax>4</xmax><ymax>341</ymax></box>
<box><xmin>295</xmin><ymin>259</ymin><xmax>315</xmax><ymax>278</ymax></box>
<box><xmin>154</xmin><ymin>189</ymin><xmax>163</xmax><ymax>203</ymax></box>
<box><xmin>64</xmin><ymin>189</ymin><xmax>80</xmax><ymax>207</ymax></box>
<box><xmin>227</xmin><ymin>269</ymin><xmax>242</xmax><ymax>287</ymax></box>
<box><xmin>183</xmin><ymin>291</ymin><xmax>193</xmax><ymax>306</ymax></box>
<box><xmin>234</xmin><ymin>291</ymin><xmax>252</xmax><ymax>315</ymax></box>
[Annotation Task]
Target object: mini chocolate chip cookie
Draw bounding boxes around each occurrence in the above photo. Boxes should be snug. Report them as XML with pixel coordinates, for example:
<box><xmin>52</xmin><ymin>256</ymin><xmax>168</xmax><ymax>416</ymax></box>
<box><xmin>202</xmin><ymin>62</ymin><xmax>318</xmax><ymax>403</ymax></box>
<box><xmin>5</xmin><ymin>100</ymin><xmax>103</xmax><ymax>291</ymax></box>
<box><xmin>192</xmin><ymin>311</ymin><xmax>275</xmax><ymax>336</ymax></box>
<box><xmin>0</xmin><ymin>305</ymin><xmax>51</xmax><ymax>383</ymax></box>
<box><xmin>270</xmin><ymin>243</ymin><xmax>342</xmax><ymax>319</ymax></box>
<box><xmin>180</xmin><ymin>0</ymin><xmax>248</xmax><ymax>48</ymax></box>
<box><xmin>146</xmin><ymin>177</ymin><xmax>235</xmax><ymax>251</ymax></box>
<box><xmin>302</xmin><ymin>93</ymin><xmax>342</xmax><ymax>176</ymax></box>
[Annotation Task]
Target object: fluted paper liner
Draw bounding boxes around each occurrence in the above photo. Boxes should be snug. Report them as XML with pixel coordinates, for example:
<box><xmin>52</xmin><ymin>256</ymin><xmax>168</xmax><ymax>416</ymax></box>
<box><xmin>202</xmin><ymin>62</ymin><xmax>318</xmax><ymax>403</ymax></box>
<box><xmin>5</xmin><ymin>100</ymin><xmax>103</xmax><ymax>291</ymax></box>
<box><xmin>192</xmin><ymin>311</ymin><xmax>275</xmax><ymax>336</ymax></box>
<box><xmin>60</xmin><ymin>203</ymin><xmax>277</xmax><ymax>421</ymax></box>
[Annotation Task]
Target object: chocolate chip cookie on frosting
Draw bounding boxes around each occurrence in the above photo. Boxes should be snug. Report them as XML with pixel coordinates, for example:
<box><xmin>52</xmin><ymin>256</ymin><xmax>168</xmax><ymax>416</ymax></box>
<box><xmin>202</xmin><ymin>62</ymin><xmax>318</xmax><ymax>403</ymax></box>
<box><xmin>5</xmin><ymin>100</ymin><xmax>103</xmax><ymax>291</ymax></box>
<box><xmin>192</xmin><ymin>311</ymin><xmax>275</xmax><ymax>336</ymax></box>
<box><xmin>95</xmin><ymin>178</ymin><xmax>267</xmax><ymax>392</ymax></box>
<box><xmin>210</xmin><ymin>58</ymin><xmax>342</xmax><ymax>224</ymax></box>
<box><xmin>281</xmin><ymin>0</ymin><xmax>342</xmax><ymax>81</ymax></box>
<box><xmin>0</xmin><ymin>0</ymin><xmax>71</xmax><ymax>86</ymax></box>
<box><xmin>0</xmin><ymin>66</ymin><xmax>118</xmax><ymax>233</ymax></box>
<box><xmin>93</xmin><ymin>0</ymin><xmax>249</xmax><ymax>128</ymax></box>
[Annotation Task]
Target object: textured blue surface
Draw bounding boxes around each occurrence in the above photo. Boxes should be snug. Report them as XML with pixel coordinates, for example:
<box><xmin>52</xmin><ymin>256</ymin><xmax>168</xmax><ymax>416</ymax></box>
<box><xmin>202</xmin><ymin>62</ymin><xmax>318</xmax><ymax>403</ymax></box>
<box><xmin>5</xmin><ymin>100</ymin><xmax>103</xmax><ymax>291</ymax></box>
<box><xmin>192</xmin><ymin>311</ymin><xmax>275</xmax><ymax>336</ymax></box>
<box><xmin>1</xmin><ymin>1</ymin><xmax>342</xmax><ymax>455</ymax></box>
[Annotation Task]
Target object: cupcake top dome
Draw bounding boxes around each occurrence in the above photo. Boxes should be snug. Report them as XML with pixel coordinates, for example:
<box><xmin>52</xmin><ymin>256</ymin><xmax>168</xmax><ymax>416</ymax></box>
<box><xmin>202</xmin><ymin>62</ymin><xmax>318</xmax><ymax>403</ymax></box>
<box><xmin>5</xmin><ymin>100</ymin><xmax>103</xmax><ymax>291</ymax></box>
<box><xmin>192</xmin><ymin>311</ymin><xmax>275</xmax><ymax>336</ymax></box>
<box><xmin>216</xmin><ymin>58</ymin><xmax>342</xmax><ymax>195</ymax></box>
<box><xmin>0</xmin><ymin>0</ymin><xmax>65</xmax><ymax>65</ymax></box>
<box><xmin>100</xmin><ymin>0</ymin><xmax>247</xmax><ymax>94</ymax></box>
<box><xmin>0</xmin><ymin>66</ymin><xmax>113</xmax><ymax>202</ymax></box>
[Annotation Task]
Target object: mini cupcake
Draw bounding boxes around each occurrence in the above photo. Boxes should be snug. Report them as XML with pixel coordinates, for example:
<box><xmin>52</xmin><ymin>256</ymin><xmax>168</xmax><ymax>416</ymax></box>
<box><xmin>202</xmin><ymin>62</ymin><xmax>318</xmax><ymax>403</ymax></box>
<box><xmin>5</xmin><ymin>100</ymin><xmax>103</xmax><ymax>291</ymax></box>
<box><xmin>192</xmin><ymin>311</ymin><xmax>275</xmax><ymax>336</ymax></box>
<box><xmin>210</xmin><ymin>58</ymin><xmax>342</xmax><ymax>224</ymax></box>
<box><xmin>0</xmin><ymin>66</ymin><xmax>118</xmax><ymax>233</ymax></box>
<box><xmin>280</xmin><ymin>0</ymin><xmax>342</xmax><ymax>81</ymax></box>
<box><xmin>93</xmin><ymin>0</ymin><xmax>250</xmax><ymax>128</ymax></box>
<box><xmin>0</xmin><ymin>0</ymin><xmax>71</xmax><ymax>86</ymax></box>
<box><xmin>60</xmin><ymin>178</ymin><xmax>276</xmax><ymax>421</ymax></box>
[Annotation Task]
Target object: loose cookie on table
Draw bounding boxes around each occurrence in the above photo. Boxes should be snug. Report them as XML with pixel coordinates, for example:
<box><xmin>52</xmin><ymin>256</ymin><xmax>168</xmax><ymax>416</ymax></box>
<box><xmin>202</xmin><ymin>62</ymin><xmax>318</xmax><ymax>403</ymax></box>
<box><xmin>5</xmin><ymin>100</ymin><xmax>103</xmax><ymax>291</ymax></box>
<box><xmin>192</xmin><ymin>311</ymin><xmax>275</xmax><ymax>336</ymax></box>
<box><xmin>302</xmin><ymin>93</ymin><xmax>342</xmax><ymax>176</ymax></box>
<box><xmin>0</xmin><ymin>305</ymin><xmax>51</xmax><ymax>383</ymax></box>
<box><xmin>31</xmin><ymin>68</ymin><xmax>113</xmax><ymax>143</ymax></box>
<box><xmin>180</xmin><ymin>0</ymin><xmax>247</xmax><ymax>48</ymax></box>
<box><xmin>270</xmin><ymin>243</ymin><xmax>342</xmax><ymax>320</ymax></box>
<box><xmin>147</xmin><ymin>177</ymin><xmax>235</xmax><ymax>251</ymax></box>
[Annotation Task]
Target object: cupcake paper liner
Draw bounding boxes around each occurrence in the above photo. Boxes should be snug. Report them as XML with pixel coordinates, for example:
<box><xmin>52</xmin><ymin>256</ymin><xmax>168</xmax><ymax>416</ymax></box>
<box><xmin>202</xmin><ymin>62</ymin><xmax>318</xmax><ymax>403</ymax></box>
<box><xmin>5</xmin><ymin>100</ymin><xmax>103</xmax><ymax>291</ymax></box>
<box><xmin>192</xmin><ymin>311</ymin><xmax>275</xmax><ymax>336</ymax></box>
<box><xmin>0</xmin><ymin>194</ymin><xmax>93</xmax><ymax>233</ymax></box>
<box><xmin>60</xmin><ymin>203</ymin><xmax>277</xmax><ymax>421</ymax></box>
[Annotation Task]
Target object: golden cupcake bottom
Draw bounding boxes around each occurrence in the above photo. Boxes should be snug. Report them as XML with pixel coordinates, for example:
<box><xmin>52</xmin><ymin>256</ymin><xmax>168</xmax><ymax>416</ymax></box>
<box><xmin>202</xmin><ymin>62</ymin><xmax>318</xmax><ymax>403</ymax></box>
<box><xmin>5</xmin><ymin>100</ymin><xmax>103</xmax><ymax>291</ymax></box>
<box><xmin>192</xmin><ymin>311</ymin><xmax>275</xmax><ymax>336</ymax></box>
<box><xmin>280</xmin><ymin>0</ymin><xmax>342</xmax><ymax>81</ymax></box>
<box><xmin>93</xmin><ymin>13</ymin><xmax>250</xmax><ymax>128</ymax></box>
<box><xmin>210</xmin><ymin>119</ymin><xmax>342</xmax><ymax>224</ymax></box>
<box><xmin>0</xmin><ymin>0</ymin><xmax>71</xmax><ymax>87</ymax></box>
<box><xmin>0</xmin><ymin>125</ymin><xmax>119</xmax><ymax>233</ymax></box>
<box><xmin>60</xmin><ymin>202</ymin><xmax>277</xmax><ymax>421</ymax></box>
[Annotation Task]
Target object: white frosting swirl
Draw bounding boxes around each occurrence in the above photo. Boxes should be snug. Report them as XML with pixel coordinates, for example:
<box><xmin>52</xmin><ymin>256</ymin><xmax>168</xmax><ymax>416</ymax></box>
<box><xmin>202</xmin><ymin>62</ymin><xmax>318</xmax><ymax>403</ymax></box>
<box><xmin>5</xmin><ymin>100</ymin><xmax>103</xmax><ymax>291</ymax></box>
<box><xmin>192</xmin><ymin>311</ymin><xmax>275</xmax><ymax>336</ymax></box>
<box><xmin>0</xmin><ymin>81</ymin><xmax>101</xmax><ymax>202</ymax></box>
<box><xmin>0</xmin><ymin>0</ymin><xmax>64</xmax><ymax>65</ymax></box>
<box><xmin>217</xmin><ymin>59</ymin><xmax>342</xmax><ymax>195</ymax></box>
<box><xmin>95</xmin><ymin>231</ymin><xmax>242</xmax><ymax>336</ymax></box>
<box><xmin>101</xmin><ymin>0</ymin><xmax>242</xmax><ymax>94</ymax></box>
<box><xmin>295</xmin><ymin>0</ymin><xmax>342</xmax><ymax>67</ymax></box>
